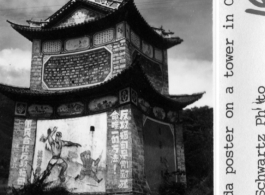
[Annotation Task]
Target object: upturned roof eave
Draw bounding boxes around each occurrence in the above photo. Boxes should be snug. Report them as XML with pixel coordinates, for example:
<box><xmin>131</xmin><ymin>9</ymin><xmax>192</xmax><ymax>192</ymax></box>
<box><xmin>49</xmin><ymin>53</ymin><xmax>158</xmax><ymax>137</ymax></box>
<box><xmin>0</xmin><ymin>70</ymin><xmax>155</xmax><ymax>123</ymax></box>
<box><xmin>7</xmin><ymin>0</ymin><xmax>182</xmax><ymax>49</ymax></box>
<box><xmin>0</xmin><ymin>58</ymin><xmax>202</xmax><ymax>109</ymax></box>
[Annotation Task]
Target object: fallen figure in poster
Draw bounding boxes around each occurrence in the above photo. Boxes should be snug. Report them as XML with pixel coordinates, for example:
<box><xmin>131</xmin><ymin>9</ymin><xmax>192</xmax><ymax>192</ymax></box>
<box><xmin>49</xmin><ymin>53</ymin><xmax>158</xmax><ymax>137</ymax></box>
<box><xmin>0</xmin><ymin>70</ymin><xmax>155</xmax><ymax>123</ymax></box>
<box><xmin>75</xmin><ymin>150</ymin><xmax>103</xmax><ymax>183</ymax></box>
<box><xmin>42</xmin><ymin>126</ymin><xmax>81</xmax><ymax>183</ymax></box>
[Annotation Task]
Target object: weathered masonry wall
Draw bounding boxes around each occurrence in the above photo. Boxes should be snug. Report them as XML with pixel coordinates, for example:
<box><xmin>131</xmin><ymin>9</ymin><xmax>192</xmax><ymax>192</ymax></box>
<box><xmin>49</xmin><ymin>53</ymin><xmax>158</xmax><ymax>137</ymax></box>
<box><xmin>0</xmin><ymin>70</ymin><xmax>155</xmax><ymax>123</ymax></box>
<box><xmin>30</xmin><ymin>22</ymin><xmax>130</xmax><ymax>91</ymax></box>
<box><xmin>30</xmin><ymin>21</ymin><xmax>169</xmax><ymax>93</ymax></box>
<box><xmin>130</xmin><ymin>106</ymin><xmax>150</xmax><ymax>194</ymax></box>
<box><xmin>8</xmin><ymin>86</ymin><xmax>186</xmax><ymax>194</ymax></box>
<box><xmin>31</xmin><ymin>38</ymin><xmax>129</xmax><ymax>91</ymax></box>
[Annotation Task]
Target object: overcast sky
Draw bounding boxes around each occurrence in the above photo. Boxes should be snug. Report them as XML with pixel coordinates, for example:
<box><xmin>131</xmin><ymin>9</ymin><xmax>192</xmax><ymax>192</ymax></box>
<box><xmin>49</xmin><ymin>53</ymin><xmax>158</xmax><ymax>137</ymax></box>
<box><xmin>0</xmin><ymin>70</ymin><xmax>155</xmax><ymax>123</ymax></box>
<box><xmin>0</xmin><ymin>0</ymin><xmax>212</xmax><ymax>108</ymax></box>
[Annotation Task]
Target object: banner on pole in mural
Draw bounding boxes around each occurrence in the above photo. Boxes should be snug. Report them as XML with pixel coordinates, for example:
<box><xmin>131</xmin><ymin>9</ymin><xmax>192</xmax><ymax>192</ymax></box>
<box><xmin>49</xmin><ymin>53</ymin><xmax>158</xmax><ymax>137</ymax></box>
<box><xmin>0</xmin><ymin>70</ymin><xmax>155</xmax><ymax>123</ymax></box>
<box><xmin>217</xmin><ymin>1</ymin><xmax>265</xmax><ymax>195</ymax></box>
<box><xmin>31</xmin><ymin>114</ymin><xmax>107</xmax><ymax>193</ymax></box>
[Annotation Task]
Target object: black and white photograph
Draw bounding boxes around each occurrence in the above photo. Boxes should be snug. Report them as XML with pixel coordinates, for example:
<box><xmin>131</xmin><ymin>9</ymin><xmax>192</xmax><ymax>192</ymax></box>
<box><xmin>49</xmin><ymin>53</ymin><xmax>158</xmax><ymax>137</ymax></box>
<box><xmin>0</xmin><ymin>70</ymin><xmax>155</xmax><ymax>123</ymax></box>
<box><xmin>0</xmin><ymin>0</ymin><xmax>213</xmax><ymax>194</ymax></box>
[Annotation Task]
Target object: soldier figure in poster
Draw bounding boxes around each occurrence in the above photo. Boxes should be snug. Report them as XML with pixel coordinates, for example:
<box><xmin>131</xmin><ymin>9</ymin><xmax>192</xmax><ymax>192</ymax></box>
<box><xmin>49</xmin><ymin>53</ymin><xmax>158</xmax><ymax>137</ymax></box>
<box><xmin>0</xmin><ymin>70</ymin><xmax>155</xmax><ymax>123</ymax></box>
<box><xmin>75</xmin><ymin>150</ymin><xmax>103</xmax><ymax>183</ymax></box>
<box><xmin>43</xmin><ymin>127</ymin><xmax>81</xmax><ymax>182</ymax></box>
<box><xmin>2</xmin><ymin>0</ymin><xmax>205</xmax><ymax>193</ymax></box>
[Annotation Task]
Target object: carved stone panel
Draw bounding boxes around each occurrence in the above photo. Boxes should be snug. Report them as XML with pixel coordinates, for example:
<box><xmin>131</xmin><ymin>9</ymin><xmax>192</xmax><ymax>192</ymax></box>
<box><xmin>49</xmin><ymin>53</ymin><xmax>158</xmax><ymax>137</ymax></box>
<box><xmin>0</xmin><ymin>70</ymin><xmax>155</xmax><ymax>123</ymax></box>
<box><xmin>28</xmin><ymin>104</ymin><xmax>53</xmax><ymax>117</ymax></box>
<box><xmin>116</xmin><ymin>23</ymin><xmax>125</xmax><ymax>40</ymax></box>
<box><xmin>131</xmin><ymin>88</ymin><xmax>138</xmax><ymax>106</ymax></box>
<box><xmin>42</xmin><ymin>40</ymin><xmax>62</xmax><ymax>53</ymax></box>
<box><xmin>94</xmin><ymin>29</ymin><xmax>114</xmax><ymax>46</ymax></box>
<box><xmin>119</xmin><ymin>88</ymin><xmax>130</xmax><ymax>104</ymax></box>
<box><xmin>57</xmin><ymin>102</ymin><xmax>84</xmax><ymax>116</ymax></box>
<box><xmin>65</xmin><ymin>37</ymin><xmax>90</xmax><ymax>52</ymax></box>
<box><xmin>88</xmin><ymin>96</ymin><xmax>118</xmax><ymax>112</ymax></box>
<box><xmin>32</xmin><ymin>40</ymin><xmax>41</xmax><ymax>54</ymax></box>
<box><xmin>15</xmin><ymin>102</ymin><xmax>27</xmax><ymax>116</ymax></box>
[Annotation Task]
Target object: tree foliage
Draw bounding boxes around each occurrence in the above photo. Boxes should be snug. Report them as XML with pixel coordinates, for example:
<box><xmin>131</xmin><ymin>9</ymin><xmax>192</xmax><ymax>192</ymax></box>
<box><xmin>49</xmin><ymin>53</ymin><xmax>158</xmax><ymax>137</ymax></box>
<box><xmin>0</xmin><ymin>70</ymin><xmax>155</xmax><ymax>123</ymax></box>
<box><xmin>0</xmin><ymin>93</ymin><xmax>14</xmax><ymax>180</ymax></box>
<box><xmin>182</xmin><ymin>106</ymin><xmax>213</xmax><ymax>194</ymax></box>
<box><xmin>158</xmin><ymin>106</ymin><xmax>213</xmax><ymax>195</ymax></box>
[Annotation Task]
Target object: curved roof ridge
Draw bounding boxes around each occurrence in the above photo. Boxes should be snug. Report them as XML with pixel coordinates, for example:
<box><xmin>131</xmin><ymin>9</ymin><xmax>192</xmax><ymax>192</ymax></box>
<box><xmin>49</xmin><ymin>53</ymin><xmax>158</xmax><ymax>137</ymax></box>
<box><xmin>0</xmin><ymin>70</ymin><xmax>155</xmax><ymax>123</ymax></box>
<box><xmin>44</xmin><ymin>0</ymin><xmax>115</xmax><ymax>27</ymax></box>
<box><xmin>169</xmin><ymin>91</ymin><xmax>206</xmax><ymax>97</ymax></box>
<box><xmin>124</xmin><ymin>0</ymin><xmax>183</xmax><ymax>47</ymax></box>
<box><xmin>6</xmin><ymin>0</ymin><xmax>129</xmax><ymax>31</ymax></box>
<box><xmin>7</xmin><ymin>20</ymin><xmax>32</xmax><ymax>28</ymax></box>
<box><xmin>45</xmin><ymin>0</ymin><xmax>75</xmax><ymax>22</ymax></box>
<box><xmin>167</xmin><ymin>92</ymin><xmax>205</xmax><ymax>105</ymax></box>
<box><xmin>7</xmin><ymin>0</ymin><xmax>182</xmax><ymax>49</ymax></box>
<box><xmin>130</xmin><ymin>1</ymin><xmax>164</xmax><ymax>41</ymax></box>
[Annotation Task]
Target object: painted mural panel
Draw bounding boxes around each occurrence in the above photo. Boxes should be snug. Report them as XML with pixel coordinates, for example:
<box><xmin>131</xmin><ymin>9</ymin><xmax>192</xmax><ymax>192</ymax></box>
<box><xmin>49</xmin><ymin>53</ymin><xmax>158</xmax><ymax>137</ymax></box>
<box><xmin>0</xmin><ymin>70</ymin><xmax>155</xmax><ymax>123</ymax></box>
<box><xmin>93</xmin><ymin>29</ymin><xmax>114</xmax><ymax>46</ymax></box>
<box><xmin>32</xmin><ymin>40</ymin><xmax>41</xmax><ymax>54</ymax></box>
<box><xmin>88</xmin><ymin>96</ymin><xmax>118</xmax><ymax>112</ymax></box>
<box><xmin>8</xmin><ymin>119</ymin><xmax>36</xmax><ymax>187</ymax></box>
<box><xmin>42</xmin><ymin>40</ymin><xmax>62</xmax><ymax>53</ymax></box>
<box><xmin>106</xmin><ymin>108</ymin><xmax>132</xmax><ymax>191</ymax></box>
<box><xmin>57</xmin><ymin>102</ymin><xmax>84</xmax><ymax>116</ymax></box>
<box><xmin>28</xmin><ymin>104</ymin><xmax>53</xmax><ymax>117</ymax></box>
<box><xmin>116</xmin><ymin>23</ymin><xmax>125</xmax><ymax>40</ymax></box>
<box><xmin>65</xmin><ymin>37</ymin><xmax>90</xmax><ymax>52</ymax></box>
<box><xmin>32</xmin><ymin>114</ymin><xmax>107</xmax><ymax>193</ymax></box>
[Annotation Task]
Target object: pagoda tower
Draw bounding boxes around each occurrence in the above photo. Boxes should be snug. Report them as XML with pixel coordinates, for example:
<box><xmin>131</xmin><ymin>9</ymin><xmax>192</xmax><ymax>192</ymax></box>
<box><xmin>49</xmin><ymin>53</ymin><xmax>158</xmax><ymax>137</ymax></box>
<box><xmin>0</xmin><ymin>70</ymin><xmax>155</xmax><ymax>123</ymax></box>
<box><xmin>1</xmin><ymin>0</ymin><xmax>204</xmax><ymax>194</ymax></box>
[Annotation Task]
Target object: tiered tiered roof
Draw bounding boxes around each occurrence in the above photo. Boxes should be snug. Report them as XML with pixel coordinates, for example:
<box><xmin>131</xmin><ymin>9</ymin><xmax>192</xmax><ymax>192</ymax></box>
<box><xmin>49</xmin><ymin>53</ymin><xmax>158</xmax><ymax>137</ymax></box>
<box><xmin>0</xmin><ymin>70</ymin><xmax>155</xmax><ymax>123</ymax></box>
<box><xmin>7</xmin><ymin>0</ymin><xmax>182</xmax><ymax>49</ymax></box>
<box><xmin>2</xmin><ymin>0</ymin><xmax>203</xmax><ymax>108</ymax></box>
